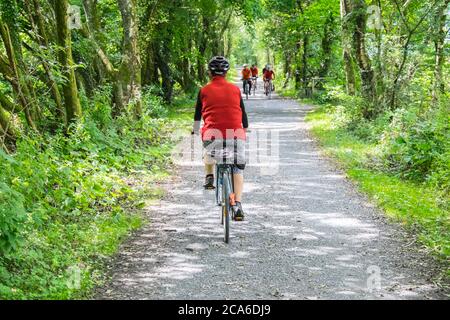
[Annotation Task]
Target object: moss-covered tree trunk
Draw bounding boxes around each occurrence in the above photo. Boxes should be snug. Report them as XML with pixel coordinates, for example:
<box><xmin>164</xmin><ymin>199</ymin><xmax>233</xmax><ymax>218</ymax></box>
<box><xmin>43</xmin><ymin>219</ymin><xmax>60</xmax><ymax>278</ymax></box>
<box><xmin>349</xmin><ymin>0</ymin><xmax>376</xmax><ymax>117</ymax></box>
<box><xmin>116</xmin><ymin>0</ymin><xmax>142</xmax><ymax>118</ymax></box>
<box><xmin>0</xmin><ymin>103</ymin><xmax>16</xmax><ymax>151</ymax></box>
<box><xmin>319</xmin><ymin>13</ymin><xmax>335</xmax><ymax>79</ymax></box>
<box><xmin>0</xmin><ymin>19</ymin><xmax>37</xmax><ymax>131</ymax></box>
<box><xmin>54</xmin><ymin>0</ymin><xmax>82</xmax><ymax>124</ymax></box>
<box><xmin>340</xmin><ymin>0</ymin><xmax>356</xmax><ymax>96</ymax></box>
<box><xmin>24</xmin><ymin>0</ymin><xmax>65</xmax><ymax>122</ymax></box>
<box><xmin>432</xmin><ymin>0</ymin><xmax>449</xmax><ymax>103</ymax></box>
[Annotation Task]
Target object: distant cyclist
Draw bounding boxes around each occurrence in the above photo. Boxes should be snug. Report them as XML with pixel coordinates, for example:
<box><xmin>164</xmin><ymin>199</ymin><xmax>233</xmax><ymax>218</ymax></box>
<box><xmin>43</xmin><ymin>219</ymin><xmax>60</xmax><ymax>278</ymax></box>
<box><xmin>193</xmin><ymin>56</ymin><xmax>249</xmax><ymax>220</ymax></box>
<box><xmin>263</xmin><ymin>65</ymin><xmax>275</xmax><ymax>94</ymax></box>
<box><xmin>251</xmin><ymin>64</ymin><xmax>259</xmax><ymax>78</ymax></box>
<box><xmin>241</xmin><ymin>64</ymin><xmax>252</xmax><ymax>94</ymax></box>
<box><xmin>250</xmin><ymin>64</ymin><xmax>259</xmax><ymax>91</ymax></box>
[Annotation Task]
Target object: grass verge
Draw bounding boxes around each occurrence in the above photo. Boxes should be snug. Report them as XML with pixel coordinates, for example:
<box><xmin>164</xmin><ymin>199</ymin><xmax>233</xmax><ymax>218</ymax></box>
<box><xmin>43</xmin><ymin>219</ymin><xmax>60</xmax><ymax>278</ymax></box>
<box><xmin>304</xmin><ymin>104</ymin><xmax>449</xmax><ymax>272</ymax></box>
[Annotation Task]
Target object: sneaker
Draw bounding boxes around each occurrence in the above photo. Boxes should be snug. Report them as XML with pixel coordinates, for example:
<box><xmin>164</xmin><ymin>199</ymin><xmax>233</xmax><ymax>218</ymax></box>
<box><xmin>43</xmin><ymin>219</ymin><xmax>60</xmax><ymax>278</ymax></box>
<box><xmin>233</xmin><ymin>202</ymin><xmax>245</xmax><ymax>221</ymax></box>
<box><xmin>203</xmin><ymin>175</ymin><xmax>215</xmax><ymax>190</ymax></box>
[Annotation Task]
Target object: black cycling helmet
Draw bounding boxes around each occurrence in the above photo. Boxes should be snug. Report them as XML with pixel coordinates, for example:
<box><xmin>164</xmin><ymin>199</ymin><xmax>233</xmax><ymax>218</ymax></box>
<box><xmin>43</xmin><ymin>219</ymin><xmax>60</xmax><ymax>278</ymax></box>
<box><xmin>208</xmin><ymin>56</ymin><xmax>230</xmax><ymax>75</ymax></box>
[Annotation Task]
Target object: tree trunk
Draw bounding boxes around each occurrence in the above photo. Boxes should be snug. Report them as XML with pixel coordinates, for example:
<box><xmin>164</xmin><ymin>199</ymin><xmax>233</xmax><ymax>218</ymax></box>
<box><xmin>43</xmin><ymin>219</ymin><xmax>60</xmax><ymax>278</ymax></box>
<box><xmin>301</xmin><ymin>35</ymin><xmax>309</xmax><ymax>97</ymax></box>
<box><xmin>142</xmin><ymin>45</ymin><xmax>158</xmax><ymax>87</ymax></box>
<box><xmin>197</xmin><ymin>16</ymin><xmax>210</xmax><ymax>82</ymax></box>
<box><xmin>0</xmin><ymin>19</ymin><xmax>37</xmax><ymax>131</ymax></box>
<box><xmin>155</xmin><ymin>42</ymin><xmax>173</xmax><ymax>104</ymax></box>
<box><xmin>432</xmin><ymin>0</ymin><xmax>449</xmax><ymax>103</ymax></box>
<box><xmin>319</xmin><ymin>12</ymin><xmax>335</xmax><ymax>78</ymax></box>
<box><xmin>25</xmin><ymin>0</ymin><xmax>65</xmax><ymax>121</ymax></box>
<box><xmin>82</xmin><ymin>0</ymin><xmax>107</xmax><ymax>87</ymax></box>
<box><xmin>0</xmin><ymin>103</ymin><xmax>17</xmax><ymax>146</ymax></box>
<box><xmin>295</xmin><ymin>43</ymin><xmax>301</xmax><ymax>90</ymax></box>
<box><xmin>340</xmin><ymin>0</ymin><xmax>356</xmax><ymax>95</ymax></box>
<box><xmin>54</xmin><ymin>0</ymin><xmax>82</xmax><ymax>124</ymax></box>
<box><xmin>283</xmin><ymin>51</ymin><xmax>292</xmax><ymax>89</ymax></box>
<box><xmin>117</xmin><ymin>0</ymin><xmax>142</xmax><ymax>118</ymax></box>
<box><xmin>349</xmin><ymin>0</ymin><xmax>376</xmax><ymax>117</ymax></box>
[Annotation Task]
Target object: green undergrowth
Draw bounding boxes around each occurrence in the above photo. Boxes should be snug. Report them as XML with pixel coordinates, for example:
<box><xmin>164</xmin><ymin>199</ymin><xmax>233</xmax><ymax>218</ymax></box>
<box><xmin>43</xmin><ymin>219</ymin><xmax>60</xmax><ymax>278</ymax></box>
<box><xmin>0</xmin><ymin>91</ymin><xmax>194</xmax><ymax>299</ymax></box>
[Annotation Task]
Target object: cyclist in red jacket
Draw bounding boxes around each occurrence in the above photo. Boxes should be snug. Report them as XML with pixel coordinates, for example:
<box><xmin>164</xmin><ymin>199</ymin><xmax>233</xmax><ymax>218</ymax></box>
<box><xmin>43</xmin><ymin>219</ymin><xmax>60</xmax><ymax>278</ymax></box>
<box><xmin>193</xmin><ymin>56</ymin><xmax>248</xmax><ymax>220</ymax></box>
<box><xmin>241</xmin><ymin>64</ymin><xmax>252</xmax><ymax>94</ymax></box>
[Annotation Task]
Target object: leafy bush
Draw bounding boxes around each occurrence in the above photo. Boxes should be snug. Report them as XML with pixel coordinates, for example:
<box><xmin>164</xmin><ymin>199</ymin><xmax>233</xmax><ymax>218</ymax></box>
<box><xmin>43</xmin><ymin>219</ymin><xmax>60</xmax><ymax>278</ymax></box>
<box><xmin>324</xmin><ymin>86</ymin><xmax>388</xmax><ymax>143</ymax></box>
<box><xmin>377</xmin><ymin>103</ymin><xmax>449</xmax><ymax>191</ymax></box>
<box><xmin>0</xmin><ymin>181</ymin><xmax>27</xmax><ymax>254</ymax></box>
<box><xmin>142</xmin><ymin>86</ymin><xmax>169</xmax><ymax>118</ymax></box>
<box><xmin>316</xmin><ymin>86</ymin><xmax>449</xmax><ymax>197</ymax></box>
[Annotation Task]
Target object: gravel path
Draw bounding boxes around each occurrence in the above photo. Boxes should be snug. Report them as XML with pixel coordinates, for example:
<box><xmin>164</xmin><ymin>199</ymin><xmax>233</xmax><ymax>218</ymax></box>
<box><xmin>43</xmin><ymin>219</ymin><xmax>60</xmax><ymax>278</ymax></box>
<box><xmin>96</xmin><ymin>78</ymin><xmax>448</xmax><ymax>300</ymax></box>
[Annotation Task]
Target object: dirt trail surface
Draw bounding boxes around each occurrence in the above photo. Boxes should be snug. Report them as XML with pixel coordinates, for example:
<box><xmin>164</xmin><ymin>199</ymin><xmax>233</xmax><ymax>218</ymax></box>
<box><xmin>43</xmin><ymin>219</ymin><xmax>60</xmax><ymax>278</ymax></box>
<box><xmin>96</xmin><ymin>76</ymin><xmax>447</xmax><ymax>300</ymax></box>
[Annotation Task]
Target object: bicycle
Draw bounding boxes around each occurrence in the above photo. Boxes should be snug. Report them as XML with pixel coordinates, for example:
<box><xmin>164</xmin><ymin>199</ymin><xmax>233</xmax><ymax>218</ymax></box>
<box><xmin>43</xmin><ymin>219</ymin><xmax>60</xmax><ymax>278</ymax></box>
<box><xmin>264</xmin><ymin>79</ymin><xmax>273</xmax><ymax>99</ymax></box>
<box><xmin>251</xmin><ymin>77</ymin><xmax>257</xmax><ymax>96</ymax></box>
<box><xmin>243</xmin><ymin>79</ymin><xmax>250</xmax><ymax>100</ymax></box>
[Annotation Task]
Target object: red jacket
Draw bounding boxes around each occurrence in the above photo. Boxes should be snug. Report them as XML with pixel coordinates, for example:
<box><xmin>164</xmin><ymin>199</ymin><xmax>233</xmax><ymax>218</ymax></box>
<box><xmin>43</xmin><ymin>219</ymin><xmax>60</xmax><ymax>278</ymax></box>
<box><xmin>264</xmin><ymin>70</ymin><xmax>274</xmax><ymax>80</ymax></box>
<box><xmin>242</xmin><ymin>68</ymin><xmax>252</xmax><ymax>80</ymax></box>
<box><xmin>194</xmin><ymin>76</ymin><xmax>248</xmax><ymax>141</ymax></box>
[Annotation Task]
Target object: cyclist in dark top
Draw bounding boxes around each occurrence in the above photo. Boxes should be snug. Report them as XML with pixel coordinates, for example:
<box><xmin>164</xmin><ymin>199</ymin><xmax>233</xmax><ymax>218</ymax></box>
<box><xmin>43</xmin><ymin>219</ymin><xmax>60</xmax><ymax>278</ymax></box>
<box><xmin>193</xmin><ymin>56</ymin><xmax>248</xmax><ymax>220</ymax></box>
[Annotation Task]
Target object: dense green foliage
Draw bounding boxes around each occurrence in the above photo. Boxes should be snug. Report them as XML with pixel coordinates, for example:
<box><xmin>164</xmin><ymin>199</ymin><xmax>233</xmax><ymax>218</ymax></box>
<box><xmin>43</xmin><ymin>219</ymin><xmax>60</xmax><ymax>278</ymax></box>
<box><xmin>263</xmin><ymin>0</ymin><xmax>449</xmax><ymax>261</ymax></box>
<box><xmin>0</xmin><ymin>89</ymin><xmax>191</xmax><ymax>299</ymax></box>
<box><xmin>0</xmin><ymin>0</ymin><xmax>448</xmax><ymax>298</ymax></box>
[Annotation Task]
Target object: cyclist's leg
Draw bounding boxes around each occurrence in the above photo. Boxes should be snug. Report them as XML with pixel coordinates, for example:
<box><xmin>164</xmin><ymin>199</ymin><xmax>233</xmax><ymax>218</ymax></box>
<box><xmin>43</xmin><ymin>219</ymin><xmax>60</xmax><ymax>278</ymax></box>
<box><xmin>203</xmin><ymin>140</ymin><xmax>216</xmax><ymax>189</ymax></box>
<box><xmin>233</xmin><ymin>172</ymin><xmax>243</xmax><ymax>202</ymax></box>
<box><xmin>231</xmin><ymin>138</ymin><xmax>245</xmax><ymax>203</ymax></box>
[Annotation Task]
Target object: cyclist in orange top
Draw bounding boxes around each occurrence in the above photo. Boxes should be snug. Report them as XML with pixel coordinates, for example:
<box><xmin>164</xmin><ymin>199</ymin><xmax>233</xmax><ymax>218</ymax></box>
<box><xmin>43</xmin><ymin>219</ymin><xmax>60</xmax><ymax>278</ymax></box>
<box><xmin>250</xmin><ymin>64</ymin><xmax>259</xmax><ymax>92</ymax></box>
<box><xmin>263</xmin><ymin>65</ymin><xmax>275</xmax><ymax>95</ymax></box>
<box><xmin>250</xmin><ymin>64</ymin><xmax>258</xmax><ymax>77</ymax></box>
<box><xmin>263</xmin><ymin>65</ymin><xmax>275</xmax><ymax>81</ymax></box>
<box><xmin>241</xmin><ymin>64</ymin><xmax>252</xmax><ymax>94</ymax></box>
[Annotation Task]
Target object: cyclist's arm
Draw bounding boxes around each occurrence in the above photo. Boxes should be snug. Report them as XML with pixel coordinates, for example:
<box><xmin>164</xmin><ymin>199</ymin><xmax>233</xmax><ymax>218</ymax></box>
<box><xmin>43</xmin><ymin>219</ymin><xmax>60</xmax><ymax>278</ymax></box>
<box><xmin>193</xmin><ymin>91</ymin><xmax>202</xmax><ymax>134</ymax></box>
<box><xmin>240</xmin><ymin>97</ymin><xmax>249</xmax><ymax>129</ymax></box>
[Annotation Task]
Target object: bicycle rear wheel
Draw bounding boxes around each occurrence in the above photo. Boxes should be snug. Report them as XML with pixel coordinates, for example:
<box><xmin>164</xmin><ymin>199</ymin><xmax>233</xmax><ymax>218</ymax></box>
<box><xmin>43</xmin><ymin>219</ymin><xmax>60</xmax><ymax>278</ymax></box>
<box><xmin>222</xmin><ymin>177</ymin><xmax>230</xmax><ymax>243</ymax></box>
<box><xmin>216</xmin><ymin>167</ymin><xmax>223</xmax><ymax>208</ymax></box>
